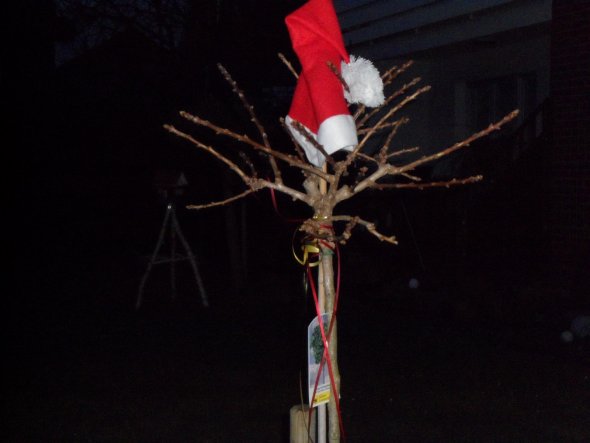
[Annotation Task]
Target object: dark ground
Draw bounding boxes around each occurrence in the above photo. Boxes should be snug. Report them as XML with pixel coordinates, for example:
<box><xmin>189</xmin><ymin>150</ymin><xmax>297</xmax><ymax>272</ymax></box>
<box><xmin>5</xmin><ymin>202</ymin><xmax>590</xmax><ymax>442</ymax></box>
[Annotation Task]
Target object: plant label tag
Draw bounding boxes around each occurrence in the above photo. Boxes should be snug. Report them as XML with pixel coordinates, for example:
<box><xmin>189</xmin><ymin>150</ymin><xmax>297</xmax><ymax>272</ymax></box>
<box><xmin>308</xmin><ymin>313</ymin><xmax>331</xmax><ymax>407</ymax></box>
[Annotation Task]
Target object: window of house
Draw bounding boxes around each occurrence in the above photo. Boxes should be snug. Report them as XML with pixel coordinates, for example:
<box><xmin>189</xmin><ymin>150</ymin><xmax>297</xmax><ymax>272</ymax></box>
<box><xmin>467</xmin><ymin>73</ymin><xmax>536</xmax><ymax>136</ymax></box>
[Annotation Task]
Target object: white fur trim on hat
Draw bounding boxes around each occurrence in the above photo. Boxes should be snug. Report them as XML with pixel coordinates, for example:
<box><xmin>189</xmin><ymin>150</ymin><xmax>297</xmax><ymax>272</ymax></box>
<box><xmin>341</xmin><ymin>55</ymin><xmax>385</xmax><ymax>107</ymax></box>
<box><xmin>286</xmin><ymin>114</ymin><xmax>357</xmax><ymax>167</ymax></box>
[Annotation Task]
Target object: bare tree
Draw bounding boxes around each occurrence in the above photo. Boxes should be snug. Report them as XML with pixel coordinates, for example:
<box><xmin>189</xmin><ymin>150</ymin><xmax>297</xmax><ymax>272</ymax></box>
<box><xmin>165</xmin><ymin>58</ymin><xmax>518</xmax><ymax>442</ymax></box>
<box><xmin>56</xmin><ymin>0</ymin><xmax>188</xmax><ymax>61</ymax></box>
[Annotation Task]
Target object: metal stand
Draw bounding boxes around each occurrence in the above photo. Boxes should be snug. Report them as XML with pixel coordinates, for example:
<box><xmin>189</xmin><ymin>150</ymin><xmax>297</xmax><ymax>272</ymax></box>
<box><xmin>136</xmin><ymin>202</ymin><xmax>209</xmax><ymax>309</ymax></box>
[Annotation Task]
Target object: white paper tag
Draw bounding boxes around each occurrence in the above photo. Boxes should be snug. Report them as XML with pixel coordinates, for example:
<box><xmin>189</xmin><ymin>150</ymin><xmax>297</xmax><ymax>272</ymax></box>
<box><xmin>308</xmin><ymin>313</ymin><xmax>331</xmax><ymax>407</ymax></box>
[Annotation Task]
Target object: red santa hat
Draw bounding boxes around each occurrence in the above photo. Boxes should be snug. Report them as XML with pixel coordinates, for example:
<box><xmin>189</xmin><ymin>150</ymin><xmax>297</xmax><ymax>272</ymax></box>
<box><xmin>285</xmin><ymin>0</ymin><xmax>384</xmax><ymax>167</ymax></box>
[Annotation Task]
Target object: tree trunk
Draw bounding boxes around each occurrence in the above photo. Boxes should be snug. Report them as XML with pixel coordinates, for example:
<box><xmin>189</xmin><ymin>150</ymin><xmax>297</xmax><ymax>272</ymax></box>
<box><xmin>321</xmin><ymin>246</ymin><xmax>341</xmax><ymax>443</ymax></box>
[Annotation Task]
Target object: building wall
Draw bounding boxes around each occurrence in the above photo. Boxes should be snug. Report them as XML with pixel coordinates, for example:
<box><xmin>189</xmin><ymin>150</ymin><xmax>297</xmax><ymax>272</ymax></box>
<box><xmin>336</xmin><ymin>1</ymin><xmax>558</xmax><ymax>288</ymax></box>
<box><xmin>339</xmin><ymin>1</ymin><xmax>551</xmax><ymax>171</ymax></box>
<box><xmin>367</xmin><ymin>28</ymin><xmax>550</xmax><ymax>177</ymax></box>
<box><xmin>549</xmin><ymin>1</ymin><xmax>590</xmax><ymax>294</ymax></box>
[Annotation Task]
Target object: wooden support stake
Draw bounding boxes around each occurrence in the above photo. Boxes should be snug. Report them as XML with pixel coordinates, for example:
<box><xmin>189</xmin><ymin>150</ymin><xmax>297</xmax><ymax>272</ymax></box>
<box><xmin>290</xmin><ymin>405</ymin><xmax>317</xmax><ymax>443</ymax></box>
<box><xmin>318</xmin><ymin>163</ymin><xmax>328</xmax><ymax>443</ymax></box>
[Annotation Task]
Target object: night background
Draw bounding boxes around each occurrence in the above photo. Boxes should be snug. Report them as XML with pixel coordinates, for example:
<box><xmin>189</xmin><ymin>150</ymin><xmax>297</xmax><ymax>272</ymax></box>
<box><xmin>6</xmin><ymin>0</ymin><xmax>589</xmax><ymax>441</ymax></box>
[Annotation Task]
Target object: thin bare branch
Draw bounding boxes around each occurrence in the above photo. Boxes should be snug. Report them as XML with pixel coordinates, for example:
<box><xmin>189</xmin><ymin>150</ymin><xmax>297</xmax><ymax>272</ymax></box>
<box><xmin>357</xmin><ymin>77</ymin><xmax>422</xmax><ymax>129</ymax></box>
<box><xmin>331</xmin><ymin>215</ymin><xmax>398</xmax><ymax>244</ymax></box>
<box><xmin>327</xmin><ymin>60</ymin><xmax>350</xmax><ymax>93</ymax></box>
<box><xmin>398</xmin><ymin>110</ymin><xmax>520</xmax><ymax>174</ymax></box>
<box><xmin>217</xmin><ymin>64</ymin><xmax>282</xmax><ymax>184</ymax></box>
<box><xmin>280</xmin><ymin>117</ymin><xmax>307</xmax><ymax>162</ymax></box>
<box><xmin>377</xmin><ymin>118</ymin><xmax>409</xmax><ymax>162</ymax></box>
<box><xmin>337</xmin><ymin>215</ymin><xmax>359</xmax><ymax>245</ymax></box>
<box><xmin>179</xmin><ymin>111</ymin><xmax>331</xmax><ymax>181</ymax></box>
<box><xmin>239</xmin><ymin>151</ymin><xmax>257</xmax><ymax>178</ymax></box>
<box><xmin>400</xmin><ymin>172</ymin><xmax>421</xmax><ymax>182</ymax></box>
<box><xmin>387</xmin><ymin>146</ymin><xmax>420</xmax><ymax>159</ymax></box>
<box><xmin>374</xmin><ymin>175</ymin><xmax>483</xmax><ymax>190</ymax></box>
<box><xmin>356</xmin><ymin>152</ymin><xmax>379</xmax><ymax>164</ymax></box>
<box><xmin>353</xmin><ymin>166</ymin><xmax>369</xmax><ymax>188</ymax></box>
<box><xmin>164</xmin><ymin>126</ymin><xmax>311</xmax><ymax>205</ymax></box>
<box><xmin>336</xmin><ymin>110</ymin><xmax>518</xmax><ymax>201</ymax></box>
<box><xmin>357</xmin><ymin>85</ymin><xmax>431</xmax><ymax>150</ymax></box>
<box><xmin>382</xmin><ymin>60</ymin><xmax>414</xmax><ymax>87</ymax></box>
<box><xmin>346</xmin><ymin>109</ymin><xmax>519</xmax><ymax>199</ymax></box>
<box><xmin>332</xmin><ymin>85</ymin><xmax>430</xmax><ymax>189</ymax></box>
<box><xmin>340</xmin><ymin>163</ymin><xmax>394</xmax><ymax>198</ymax></box>
<box><xmin>253</xmin><ymin>178</ymin><xmax>311</xmax><ymax>204</ymax></box>
<box><xmin>290</xmin><ymin>119</ymin><xmax>336</xmax><ymax>168</ymax></box>
<box><xmin>164</xmin><ymin>124</ymin><xmax>250</xmax><ymax>184</ymax></box>
<box><xmin>278</xmin><ymin>53</ymin><xmax>299</xmax><ymax>79</ymax></box>
<box><xmin>357</xmin><ymin>118</ymin><xmax>408</xmax><ymax>135</ymax></box>
<box><xmin>187</xmin><ymin>189</ymin><xmax>256</xmax><ymax>210</ymax></box>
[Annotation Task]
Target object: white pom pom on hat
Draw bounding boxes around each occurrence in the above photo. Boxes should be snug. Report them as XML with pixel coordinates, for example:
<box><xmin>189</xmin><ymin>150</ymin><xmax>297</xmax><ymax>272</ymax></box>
<box><xmin>342</xmin><ymin>55</ymin><xmax>385</xmax><ymax>107</ymax></box>
<box><xmin>285</xmin><ymin>0</ymin><xmax>384</xmax><ymax>167</ymax></box>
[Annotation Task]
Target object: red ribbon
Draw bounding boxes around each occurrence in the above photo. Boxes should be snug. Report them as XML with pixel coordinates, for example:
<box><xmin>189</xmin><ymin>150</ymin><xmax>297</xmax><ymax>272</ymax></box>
<box><xmin>268</xmin><ymin>185</ymin><xmax>305</xmax><ymax>224</ymax></box>
<box><xmin>306</xmin><ymin>241</ymin><xmax>345</xmax><ymax>440</ymax></box>
<box><xmin>268</xmin><ymin>185</ymin><xmax>345</xmax><ymax>439</ymax></box>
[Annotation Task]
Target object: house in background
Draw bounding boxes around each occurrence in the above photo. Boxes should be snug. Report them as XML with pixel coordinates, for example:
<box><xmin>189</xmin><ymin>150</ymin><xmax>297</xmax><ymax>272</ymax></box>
<box><xmin>335</xmin><ymin>0</ymin><xmax>589</xmax><ymax>298</ymax></box>
<box><xmin>336</xmin><ymin>0</ymin><xmax>551</xmax><ymax>168</ymax></box>
<box><xmin>548</xmin><ymin>2</ymin><xmax>589</xmax><ymax>297</ymax></box>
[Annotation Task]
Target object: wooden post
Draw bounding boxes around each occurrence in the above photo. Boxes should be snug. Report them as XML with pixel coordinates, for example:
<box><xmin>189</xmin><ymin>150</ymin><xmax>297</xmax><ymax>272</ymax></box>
<box><xmin>317</xmin><ymin>258</ymin><xmax>327</xmax><ymax>443</ymax></box>
<box><xmin>290</xmin><ymin>405</ymin><xmax>317</xmax><ymax>443</ymax></box>
<box><xmin>321</xmin><ymin>249</ymin><xmax>340</xmax><ymax>443</ymax></box>
<box><xmin>317</xmin><ymin>165</ymin><xmax>328</xmax><ymax>443</ymax></box>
